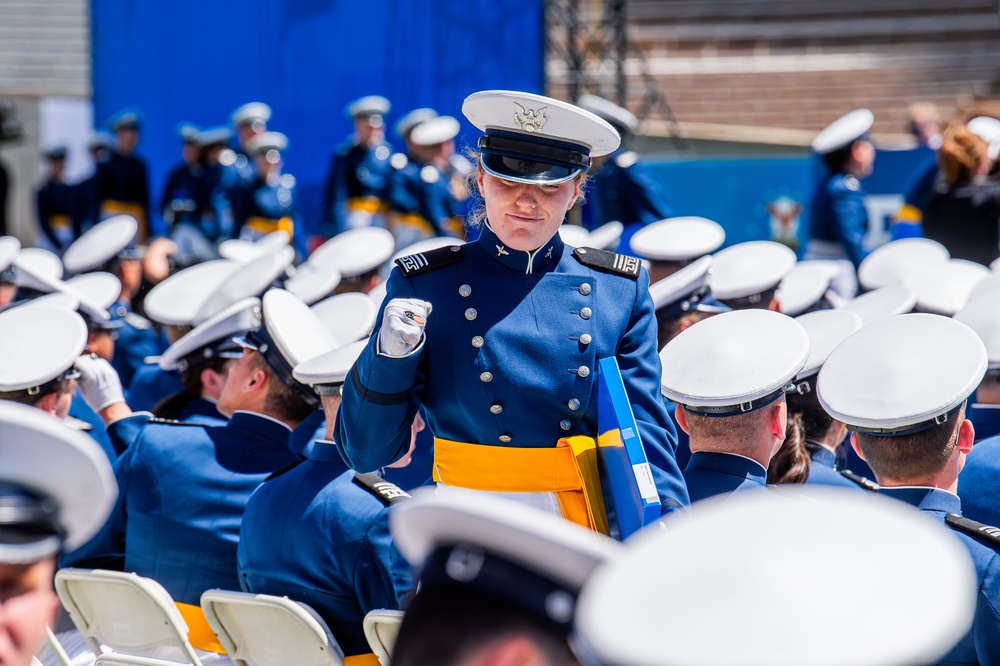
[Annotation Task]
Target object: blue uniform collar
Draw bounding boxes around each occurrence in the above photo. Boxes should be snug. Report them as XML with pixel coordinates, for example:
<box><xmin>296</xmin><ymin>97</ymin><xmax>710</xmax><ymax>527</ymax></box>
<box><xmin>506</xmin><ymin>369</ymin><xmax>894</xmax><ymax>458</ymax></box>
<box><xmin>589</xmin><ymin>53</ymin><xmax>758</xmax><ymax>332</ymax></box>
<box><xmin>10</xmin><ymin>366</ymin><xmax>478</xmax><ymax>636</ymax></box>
<box><xmin>476</xmin><ymin>221</ymin><xmax>564</xmax><ymax>275</ymax></box>
<box><xmin>303</xmin><ymin>439</ymin><xmax>351</xmax><ymax>470</ymax></box>
<box><xmin>878</xmin><ymin>487</ymin><xmax>961</xmax><ymax>515</ymax></box>
<box><xmin>228</xmin><ymin>410</ymin><xmax>294</xmax><ymax>441</ymax></box>
<box><xmin>686</xmin><ymin>451</ymin><xmax>768</xmax><ymax>484</ymax></box>
<box><xmin>808</xmin><ymin>444</ymin><xmax>837</xmax><ymax>469</ymax></box>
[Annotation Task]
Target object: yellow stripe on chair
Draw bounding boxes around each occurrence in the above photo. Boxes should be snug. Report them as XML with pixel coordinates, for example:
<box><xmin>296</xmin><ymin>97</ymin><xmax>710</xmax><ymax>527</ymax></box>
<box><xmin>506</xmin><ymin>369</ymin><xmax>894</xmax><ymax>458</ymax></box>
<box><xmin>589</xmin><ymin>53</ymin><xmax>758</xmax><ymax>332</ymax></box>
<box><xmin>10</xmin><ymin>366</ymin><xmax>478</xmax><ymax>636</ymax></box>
<box><xmin>344</xmin><ymin>654</ymin><xmax>382</xmax><ymax>665</ymax></box>
<box><xmin>175</xmin><ymin>601</ymin><xmax>227</xmax><ymax>654</ymax></box>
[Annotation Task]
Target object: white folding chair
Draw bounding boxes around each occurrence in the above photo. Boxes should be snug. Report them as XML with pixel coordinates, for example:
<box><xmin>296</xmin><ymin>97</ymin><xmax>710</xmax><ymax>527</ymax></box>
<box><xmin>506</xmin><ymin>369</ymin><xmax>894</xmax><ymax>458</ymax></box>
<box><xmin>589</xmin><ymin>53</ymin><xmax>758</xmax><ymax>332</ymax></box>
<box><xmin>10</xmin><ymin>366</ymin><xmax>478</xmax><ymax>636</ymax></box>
<box><xmin>362</xmin><ymin>610</ymin><xmax>403</xmax><ymax>666</ymax></box>
<box><xmin>95</xmin><ymin>655</ymin><xmax>193</xmax><ymax>666</ymax></box>
<box><xmin>54</xmin><ymin>568</ymin><xmax>203</xmax><ymax>666</ymax></box>
<box><xmin>200</xmin><ymin>590</ymin><xmax>344</xmax><ymax>666</ymax></box>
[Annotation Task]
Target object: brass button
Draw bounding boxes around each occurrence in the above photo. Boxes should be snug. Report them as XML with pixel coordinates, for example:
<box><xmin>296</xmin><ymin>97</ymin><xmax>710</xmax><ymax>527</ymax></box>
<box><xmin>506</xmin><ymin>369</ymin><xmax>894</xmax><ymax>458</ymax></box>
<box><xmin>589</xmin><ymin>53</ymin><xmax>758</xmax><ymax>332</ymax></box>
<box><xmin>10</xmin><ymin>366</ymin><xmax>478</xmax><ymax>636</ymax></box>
<box><xmin>465</xmin><ymin>308</ymin><xmax>477</xmax><ymax>321</ymax></box>
<box><xmin>459</xmin><ymin>284</ymin><xmax>472</xmax><ymax>297</ymax></box>
<box><xmin>499</xmin><ymin>435</ymin><xmax>512</xmax><ymax>443</ymax></box>
<box><xmin>490</xmin><ymin>404</ymin><xmax>503</xmax><ymax>415</ymax></box>
<box><xmin>472</xmin><ymin>336</ymin><xmax>484</xmax><ymax>348</ymax></box>
<box><xmin>577</xmin><ymin>366</ymin><xmax>590</xmax><ymax>378</ymax></box>
<box><xmin>580</xmin><ymin>334</ymin><xmax>592</xmax><ymax>345</ymax></box>
<box><xmin>480</xmin><ymin>372</ymin><xmax>493</xmax><ymax>383</ymax></box>
<box><xmin>579</xmin><ymin>283</ymin><xmax>592</xmax><ymax>296</ymax></box>
<box><xmin>560</xmin><ymin>419</ymin><xmax>572</xmax><ymax>431</ymax></box>
<box><xmin>580</xmin><ymin>307</ymin><xmax>592</xmax><ymax>320</ymax></box>
<box><xmin>568</xmin><ymin>398</ymin><xmax>581</xmax><ymax>411</ymax></box>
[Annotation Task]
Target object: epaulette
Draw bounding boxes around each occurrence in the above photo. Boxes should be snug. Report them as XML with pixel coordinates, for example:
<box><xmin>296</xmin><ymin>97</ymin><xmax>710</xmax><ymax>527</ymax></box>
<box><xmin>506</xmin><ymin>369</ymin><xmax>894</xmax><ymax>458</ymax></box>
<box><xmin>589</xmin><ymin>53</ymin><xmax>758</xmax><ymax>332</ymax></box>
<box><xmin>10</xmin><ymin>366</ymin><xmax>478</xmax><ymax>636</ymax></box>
<box><xmin>123</xmin><ymin>312</ymin><xmax>153</xmax><ymax>330</ymax></box>
<box><xmin>839</xmin><ymin>469</ymin><xmax>879</xmax><ymax>492</ymax></box>
<box><xmin>946</xmin><ymin>513</ymin><xmax>1000</xmax><ymax>547</ymax></box>
<box><xmin>146</xmin><ymin>416</ymin><xmax>203</xmax><ymax>427</ymax></box>
<box><xmin>615</xmin><ymin>150</ymin><xmax>639</xmax><ymax>169</ymax></box>
<box><xmin>394</xmin><ymin>244</ymin><xmax>464</xmax><ymax>278</ymax></box>
<box><xmin>264</xmin><ymin>456</ymin><xmax>307</xmax><ymax>482</ymax></box>
<box><xmin>353</xmin><ymin>473</ymin><xmax>411</xmax><ymax>506</ymax></box>
<box><xmin>63</xmin><ymin>415</ymin><xmax>93</xmax><ymax>432</ymax></box>
<box><xmin>572</xmin><ymin>247</ymin><xmax>641</xmax><ymax>280</ymax></box>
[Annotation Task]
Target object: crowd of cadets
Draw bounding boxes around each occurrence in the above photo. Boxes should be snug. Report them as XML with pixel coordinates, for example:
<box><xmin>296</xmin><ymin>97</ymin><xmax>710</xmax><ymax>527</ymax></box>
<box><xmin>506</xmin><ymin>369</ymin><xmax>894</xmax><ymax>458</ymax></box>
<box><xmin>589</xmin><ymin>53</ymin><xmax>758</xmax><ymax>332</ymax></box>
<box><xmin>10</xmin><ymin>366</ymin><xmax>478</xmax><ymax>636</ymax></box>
<box><xmin>4</xmin><ymin>93</ymin><xmax>1000</xmax><ymax>666</ymax></box>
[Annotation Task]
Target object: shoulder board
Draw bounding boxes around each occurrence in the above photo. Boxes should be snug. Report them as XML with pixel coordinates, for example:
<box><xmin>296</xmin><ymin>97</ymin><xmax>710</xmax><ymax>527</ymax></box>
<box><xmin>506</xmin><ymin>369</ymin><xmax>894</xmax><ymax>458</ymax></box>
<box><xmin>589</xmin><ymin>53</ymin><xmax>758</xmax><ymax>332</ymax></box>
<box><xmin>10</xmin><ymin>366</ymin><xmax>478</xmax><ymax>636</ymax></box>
<box><xmin>946</xmin><ymin>513</ymin><xmax>1000</xmax><ymax>547</ymax></box>
<box><xmin>63</xmin><ymin>415</ymin><xmax>93</xmax><ymax>432</ymax></box>
<box><xmin>264</xmin><ymin>456</ymin><xmax>307</xmax><ymax>482</ymax></box>
<box><xmin>146</xmin><ymin>416</ymin><xmax>203</xmax><ymax>427</ymax></box>
<box><xmin>353</xmin><ymin>473</ymin><xmax>411</xmax><ymax>506</ymax></box>
<box><xmin>839</xmin><ymin>469</ymin><xmax>879</xmax><ymax>491</ymax></box>
<box><xmin>123</xmin><ymin>312</ymin><xmax>153</xmax><ymax>330</ymax></box>
<box><xmin>394</xmin><ymin>244</ymin><xmax>465</xmax><ymax>278</ymax></box>
<box><xmin>615</xmin><ymin>150</ymin><xmax>639</xmax><ymax>169</ymax></box>
<box><xmin>572</xmin><ymin>247</ymin><xmax>641</xmax><ymax>280</ymax></box>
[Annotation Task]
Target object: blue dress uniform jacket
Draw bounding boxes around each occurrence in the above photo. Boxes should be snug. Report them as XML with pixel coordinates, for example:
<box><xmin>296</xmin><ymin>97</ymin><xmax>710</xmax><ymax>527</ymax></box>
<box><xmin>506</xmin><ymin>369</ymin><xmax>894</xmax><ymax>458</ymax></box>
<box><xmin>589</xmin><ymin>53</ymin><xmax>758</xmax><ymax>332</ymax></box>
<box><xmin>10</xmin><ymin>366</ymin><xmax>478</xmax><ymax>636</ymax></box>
<box><xmin>110</xmin><ymin>300</ymin><xmax>167</xmax><ymax>391</ymax></box>
<box><xmin>808</xmin><ymin>172</ymin><xmax>871</xmax><ymax>268</ymax></box>
<box><xmin>79</xmin><ymin>410</ymin><xmax>299</xmax><ymax>604</ymax></box>
<box><xmin>68</xmin><ymin>390</ymin><xmax>116</xmax><ymax>462</ymax></box>
<box><xmin>322</xmin><ymin>138</ymin><xmax>393</xmax><ymax>236</ymax></box>
<box><xmin>94</xmin><ymin>152</ymin><xmax>151</xmax><ymax>237</ymax></box>
<box><xmin>36</xmin><ymin>179</ymin><xmax>80</xmax><ymax>250</ymax></box>
<box><xmin>804</xmin><ymin>445</ymin><xmax>860</xmax><ymax>489</ymax></box>
<box><xmin>581</xmin><ymin>148</ymin><xmax>674</xmax><ymax>254</ymax></box>
<box><xmin>959</xmin><ymin>435</ymin><xmax>1000</xmax><ymax>528</ymax></box>
<box><xmin>663</xmin><ymin>398</ymin><xmax>692</xmax><ymax>470</ymax></box>
<box><xmin>970</xmin><ymin>404</ymin><xmax>1000</xmax><ymax>443</ymax></box>
<box><xmin>238</xmin><ymin>440</ymin><xmax>412</xmax><ymax>656</ymax></box>
<box><xmin>683</xmin><ymin>451</ymin><xmax>767</xmax><ymax>504</ymax></box>
<box><xmin>388</xmin><ymin>158</ymin><xmax>464</xmax><ymax>243</ymax></box>
<box><xmin>127</xmin><ymin>365</ymin><xmax>182</xmax><ymax>412</ymax></box>
<box><xmin>335</xmin><ymin>224</ymin><xmax>689</xmax><ymax>514</ymax></box>
<box><xmin>879</xmin><ymin>487</ymin><xmax>1000</xmax><ymax>665</ymax></box>
<box><xmin>231</xmin><ymin>175</ymin><xmax>307</xmax><ymax>259</ymax></box>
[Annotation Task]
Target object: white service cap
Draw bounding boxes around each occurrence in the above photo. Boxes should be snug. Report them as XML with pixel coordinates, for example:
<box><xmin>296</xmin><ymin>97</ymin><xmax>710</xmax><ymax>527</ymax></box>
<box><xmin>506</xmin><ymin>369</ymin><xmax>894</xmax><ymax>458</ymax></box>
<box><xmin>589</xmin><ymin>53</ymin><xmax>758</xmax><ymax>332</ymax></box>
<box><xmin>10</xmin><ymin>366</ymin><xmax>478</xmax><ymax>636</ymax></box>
<box><xmin>293</xmin><ymin>338</ymin><xmax>368</xmax><ymax>391</ymax></box>
<box><xmin>659</xmin><ymin>309</ymin><xmax>809</xmax><ymax>414</ymax></box>
<box><xmin>284</xmin><ymin>262</ymin><xmax>342</xmax><ymax>306</ymax></box>
<box><xmin>346</xmin><ymin>95</ymin><xmax>391</xmax><ymax>118</ymax></box>
<box><xmin>709</xmin><ymin>241</ymin><xmax>797</xmax><ymax>304</ymax></box>
<box><xmin>62</xmin><ymin>215</ymin><xmax>139</xmax><ymax>274</ymax></box>
<box><xmin>902</xmin><ymin>259</ymin><xmax>989</xmax><ymax>316</ymax></box>
<box><xmin>818</xmin><ymin>313</ymin><xmax>987</xmax><ymax>435</ymax></box>
<box><xmin>812</xmin><ymin>108</ymin><xmax>874</xmax><ymax>154</ymax></box>
<box><xmin>794</xmin><ymin>309</ymin><xmax>864</xmax><ymax>382</ymax></box>
<box><xmin>0</xmin><ymin>305</ymin><xmax>87</xmax><ymax>393</ymax></box>
<box><xmin>194</xmin><ymin>246</ymin><xmax>294</xmax><ymax>324</ymax></box>
<box><xmin>857</xmin><ymin>238</ymin><xmax>950</xmax><ymax>291</ymax></box>
<box><xmin>311</xmin><ymin>292</ymin><xmax>378</xmax><ymax>343</ymax></box>
<box><xmin>629</xmin><ymin>217</ymin><xmax>726</xmax><ymax>262</ymax></box>
<box><xmin>409</xmin><ymin>115</ymin><xmax>460</xmax><ymax>147</ymax></box>
<box><xmin>776</xmin><ymin>262</ymin><xmax>834</xmax><ymax>316</ymax></box>
<box><xmin>13</xmin><ymin>247</ymin><xmax>63</xmax><ymax>292</ymax></box>
<box><xmin>309</xmin><ymin>227</ymin><xmax>395</xmax><ymax>279</ymax></box>
<box><xmin>954</xmin><ymin>293</ymin><xmax>1000</xmax><ymax>370</ymax></box>
<box><xmin>576</xmin><ymin>94</ymin><xmax>638</xmax><ymax>134</ymax></box>
<box><xmin>244</xmin><ymin>131</ymin><xmax>288</xmax><ymax>155</ymax></box>
<box><xmin>231</xmin><ymin>102</ymin><xmax>272</xmax><ymax>127</ymax></box>
<box><xmin>143</xmin><ymin>259</ymin><xmax>241</xmax><ymax>327</ymax></box>
<box><xmin>218</xmin><ymin>230</ymin><xmax>291</xmax><ymax>264</ymax></box>
<box><xmin>158</xmin><ymin>297</ymin><xmax>261</xmax><ymax>372</ymax></box>
<box><xmin>839</xmin><ymin>284</ymin><xmax>916</xmax><ymax>326</ymax></box>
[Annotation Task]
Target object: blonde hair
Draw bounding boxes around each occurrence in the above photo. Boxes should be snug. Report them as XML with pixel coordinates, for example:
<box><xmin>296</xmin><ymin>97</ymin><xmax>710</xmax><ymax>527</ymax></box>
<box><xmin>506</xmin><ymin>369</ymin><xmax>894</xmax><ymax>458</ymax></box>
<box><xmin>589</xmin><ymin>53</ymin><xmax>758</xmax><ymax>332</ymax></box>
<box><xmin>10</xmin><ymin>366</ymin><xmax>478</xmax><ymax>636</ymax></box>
<box><xmin>937</xmin><ymin>125</ymin><xmax>988</xmax><ymax>186</ymax></box>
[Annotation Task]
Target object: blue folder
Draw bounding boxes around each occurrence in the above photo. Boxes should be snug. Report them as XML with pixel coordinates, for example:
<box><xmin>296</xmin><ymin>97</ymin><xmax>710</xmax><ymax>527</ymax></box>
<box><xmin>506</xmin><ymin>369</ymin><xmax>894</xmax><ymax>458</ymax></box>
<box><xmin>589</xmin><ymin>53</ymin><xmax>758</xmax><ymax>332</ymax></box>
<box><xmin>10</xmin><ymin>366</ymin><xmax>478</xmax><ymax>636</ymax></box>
<box><xmin>597</xmin><ymin>357</ymin><xmax>661</xmax><ymax>540</ymax></box>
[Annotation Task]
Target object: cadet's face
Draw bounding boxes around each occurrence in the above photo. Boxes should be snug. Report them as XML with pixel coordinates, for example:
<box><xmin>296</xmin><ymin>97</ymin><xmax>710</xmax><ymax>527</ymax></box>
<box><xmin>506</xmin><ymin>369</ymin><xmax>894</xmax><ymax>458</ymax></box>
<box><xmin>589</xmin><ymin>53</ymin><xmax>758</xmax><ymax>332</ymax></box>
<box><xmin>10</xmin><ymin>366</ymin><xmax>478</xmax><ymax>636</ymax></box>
<box><xmin>0</xmin><ymin>285</ymin><xmax>14</xmax><ymax>308</ymax></box>
<box><xmin>852</xmin><ymin>140</ymin><xmax>875</xmax><ymax>178</ymax></box>
<box><xmin>86</xmin><ymin>330</ymin><xmax>115</xmax><ymax>362</ymax></box>
<box><xmin>0</xmin><ymin>557</ymin><xmax>60</xmax><ymax>666</ymax></box>
<box><xmin>477</xmin><ymin>172</ymin><xmax>582</xmax><ymax>252</ymax></box>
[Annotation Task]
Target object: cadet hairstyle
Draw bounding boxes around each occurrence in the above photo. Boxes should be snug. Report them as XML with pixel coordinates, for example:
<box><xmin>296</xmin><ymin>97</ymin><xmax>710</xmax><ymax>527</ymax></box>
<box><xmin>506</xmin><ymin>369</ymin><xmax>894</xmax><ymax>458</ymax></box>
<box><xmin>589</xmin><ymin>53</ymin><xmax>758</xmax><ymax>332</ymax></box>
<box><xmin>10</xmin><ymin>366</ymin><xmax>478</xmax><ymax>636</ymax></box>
<box><xmin>0</xmin><ymin>376</ymin><xmax>74</xmax><ymax>408</ymax></box>
<box><xmin>246</xmin><ymin>352</ymin><xmax>315</xmax><ymax>424</ymax></box>
<box><xmin>392</xmin><ymin>582</ymin><xmax>577</xmax><ymax>666</ymax></box>
<box><xmin>855</xmin><ymin>403</ymin><xmax>965</xmax><ymax>482</ymax></box>
<box><xmin>767</xmin><ymin>387</ymin><xmax>835</xmax><ymax>484</ymax></box>
<box><xmin>656</xmin><ymin>310</ymin><xmax>713</xmax><ymax>352</ymax></box>
<box><xmin>464</xmin><ymin>150</ymin><xmax>589</xmax><ymax>229</ymax></box>
<box><xmin>152</xmin><ymin>356</ymin><xmax>230</xmax><ymax>420</ymax></box>
<box><xmin>683</xmin><ymin>402</ymin><xmax>776</xmax><ymax>454</ymax></box>
<box><xmin>937</xmin><ymin>125</ymin><xmax>989</xmax><ymax>187</ymax></box>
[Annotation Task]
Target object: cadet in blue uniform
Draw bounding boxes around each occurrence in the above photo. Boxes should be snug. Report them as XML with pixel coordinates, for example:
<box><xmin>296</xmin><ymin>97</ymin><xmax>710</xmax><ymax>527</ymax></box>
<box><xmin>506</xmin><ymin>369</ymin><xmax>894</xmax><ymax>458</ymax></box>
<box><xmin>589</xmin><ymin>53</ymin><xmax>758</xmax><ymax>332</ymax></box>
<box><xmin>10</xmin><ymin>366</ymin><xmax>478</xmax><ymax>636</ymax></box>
<box><xmin>67</xmin><ymin>289</ymin><xmax>336</xmax><ymax>617</ymax></box>
<box><xmin>576</xmin><ymin>94</ymin><xmax>674</xmax><ymax>254</ymax></box>
<box><xmin>161</xmin><ymin>125</ymin><xmax>213</xmax><ymax>264</ymax></box>
<box><xmin>239</xmin><ymin>341</ymin><xmax>415</xmax><ymax>656</ymax></box>
<box><xmin>660</xmin><ymin>309</ymin><xmax>809</xmax><ymax>503</ymax></box>
<box><xmin>322</xmin><ymin>95</ymin><xmax>394</xmax><ymax>236</ymax></box>
<box><xmin>819</xmin><ymin>313</ymin><xmax>1000</xmax><ymax>663</ymax></box>
<box><xmin>768</xmin><ymin>309</ymin><xmax>872</xmax><ymax>490</ymax></box>
<box><xmin>231</xmin><ymin>131</ymin><xmax>307</xmax><ymax>259</ymax></box>
<box><xmin>805</xmin><ymin>109</ymin><xmax>877</xmax><ymax>298</ymax></box>
<box><xmin>94</xmin><ymin>111</ymin><xmax>152</xmax><ymax>241</ymax></box>
<box><xmin>390</xmin><ymin>490</ymin><xmax>622</xmax><ymax>666</ymax></box>
<box><xmin>36</xmin><ymin>146</ymin><xmax>81</xmax><ymax>253</ymax></box>
<box><xmin>194</xmin><ymin>126</ymin><xmax>235</xmax><ymax>245</ymax></box>
<box><xmin>336</xmin><ymin>91</ymin><xmax>689</xmax><ymax>532</ymax></box>
<box><xmin>955</xmin><ymin>291</ymin><xmax>1000</xmax><ymax>442</ymax></box>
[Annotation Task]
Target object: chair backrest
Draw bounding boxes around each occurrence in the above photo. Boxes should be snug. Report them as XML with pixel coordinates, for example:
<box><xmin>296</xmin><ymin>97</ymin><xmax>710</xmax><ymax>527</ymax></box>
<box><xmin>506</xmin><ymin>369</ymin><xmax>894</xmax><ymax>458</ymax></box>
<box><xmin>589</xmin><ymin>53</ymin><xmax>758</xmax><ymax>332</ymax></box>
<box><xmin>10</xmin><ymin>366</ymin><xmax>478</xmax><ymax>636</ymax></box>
<box><xmin>200</xmin><ymin>590</ymin><xmax>344</xmax><ymax>666</ymax></box>
<box><xmin>54</xmin><ymin>568</ymin><xmax>202</xmax><ymax>666</ymax></box>
<box><xmin>362</xmin><ymin>610</ymin><xmax>404</xmax><ymax>666</ymax></box>
<box><xmin>95</xmin><ymin>655</ymin><xmax>194</xmax><ymax>666</ymax></box>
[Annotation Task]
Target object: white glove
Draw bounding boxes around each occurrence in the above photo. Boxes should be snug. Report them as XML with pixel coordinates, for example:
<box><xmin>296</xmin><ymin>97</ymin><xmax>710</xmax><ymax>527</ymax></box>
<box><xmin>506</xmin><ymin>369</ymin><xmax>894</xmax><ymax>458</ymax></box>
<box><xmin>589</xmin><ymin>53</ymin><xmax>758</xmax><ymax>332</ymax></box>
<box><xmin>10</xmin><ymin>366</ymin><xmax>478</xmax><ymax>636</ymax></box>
<box><xmin>74</xmin><ymin>354</ymin><xmax>126</xmax><ymax>411</ymax></box>
<box><xmin>378</xmin><ymin>298</ymin><xmax>432</xmax><ymax>357</ymax></box>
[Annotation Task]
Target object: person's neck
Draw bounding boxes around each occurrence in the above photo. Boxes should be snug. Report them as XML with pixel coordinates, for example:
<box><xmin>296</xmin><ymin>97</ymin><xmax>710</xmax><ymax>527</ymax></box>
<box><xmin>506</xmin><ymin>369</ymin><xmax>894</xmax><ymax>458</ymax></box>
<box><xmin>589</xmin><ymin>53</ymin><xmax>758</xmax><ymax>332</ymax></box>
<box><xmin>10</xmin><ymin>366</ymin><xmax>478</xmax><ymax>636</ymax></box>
<box><xmin>689</xmin><ymin>437</ymin><xmax>772</xmax><ymax>470</ymax></box>
<box><xmin>875</xmin><ymin>474</ymin><xmax>958</xmax><ymax>494</ymax></box>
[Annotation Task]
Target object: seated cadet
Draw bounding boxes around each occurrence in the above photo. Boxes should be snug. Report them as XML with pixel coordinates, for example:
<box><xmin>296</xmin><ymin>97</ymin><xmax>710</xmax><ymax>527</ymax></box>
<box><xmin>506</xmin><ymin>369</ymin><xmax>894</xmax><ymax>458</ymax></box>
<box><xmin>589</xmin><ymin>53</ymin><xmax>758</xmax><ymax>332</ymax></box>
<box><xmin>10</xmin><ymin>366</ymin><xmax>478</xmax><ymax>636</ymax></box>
<box><xmin>818</xmin><ymin>312</ymin><xmax>1000</xmax><ymax>663</ymax></box>
<box><xmin>389</xmin><ymin>489</ymin><xmax>622</xmax><ymax>666</ymax></box>
<box><xmin>628</xmin><ymin>216</ymin><xmax>725</xmax><ymax>284</ymax></box>
<box><xmin>576</xmin><ymin>94</ymin><xmax>675</xmax><ymax>254</ymax></box>
<box><xmin>67</xmin><ymin>289</ymin><xmax>337</xmax><ymax>616</ymax></box>
<box><xmin>659</xmin><ymin>309</ymin><xmax>809</xmax><ymax>503</ymax></box>
<box><xmin>308</xmin><ymin>226</ymin><xmax>395</xmax><ymax>294</ymax></box>
<box><xmin>649</xmin><ymin>256</ymin><xmax>730</xmax><ymax>470</ymax></box>
<box><xmin>238</xmin><ymin>340</ymin><xmax>416</xmax><ymax>656</ymax></box>
<box><xmin>708</xmin><ymin>240</ymin><xmax>797</xmax><ymax>311</ymax></box>
<box><xmin>0</xmin><ymin>402</ymin><xmax>116</xmax><ymax>666</ymax></box>
<box><xmin>149</xmin><ymin>297</ymin><xmax>260</xmax><ymax>424</ymax></box>
<box><xmin>61</xmin><ymin>215</ymin><xmax>167</xmax><ymax>389</ymax></box>
<box><xmin>767</xmin><ymin>309</ymin><xmax>872</xmax><ymax>489</ymax></box>
<box><xmin>575</xmin><ymin>489</ymin><xmax>978</xmax><ymax>665</ymax></box>
<box><xmin>954</xmin><ymin>292</ymin><xmax>1000</xmax><ymax>442</ymax></box>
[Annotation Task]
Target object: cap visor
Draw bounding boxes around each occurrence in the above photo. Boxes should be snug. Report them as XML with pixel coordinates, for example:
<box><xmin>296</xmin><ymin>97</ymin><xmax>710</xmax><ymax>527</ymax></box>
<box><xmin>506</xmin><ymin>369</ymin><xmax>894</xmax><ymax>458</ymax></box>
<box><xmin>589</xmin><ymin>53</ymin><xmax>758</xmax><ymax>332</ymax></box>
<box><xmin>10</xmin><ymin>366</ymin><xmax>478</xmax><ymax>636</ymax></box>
<box><xmin>480</xmin><ymin>152</ymin><xmax>580</xmax><ymax>185</ymax></box>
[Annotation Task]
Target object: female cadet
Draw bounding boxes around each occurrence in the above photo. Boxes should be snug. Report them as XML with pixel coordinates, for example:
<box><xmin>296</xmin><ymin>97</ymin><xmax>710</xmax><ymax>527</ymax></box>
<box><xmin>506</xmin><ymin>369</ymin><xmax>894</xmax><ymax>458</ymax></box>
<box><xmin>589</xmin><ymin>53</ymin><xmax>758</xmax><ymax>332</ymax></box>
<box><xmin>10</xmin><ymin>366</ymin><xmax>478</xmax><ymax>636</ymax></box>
<box><xmin>335</xmin><ymin>90</ymin><xmax>689</xmax><ymax>533</ymax></box>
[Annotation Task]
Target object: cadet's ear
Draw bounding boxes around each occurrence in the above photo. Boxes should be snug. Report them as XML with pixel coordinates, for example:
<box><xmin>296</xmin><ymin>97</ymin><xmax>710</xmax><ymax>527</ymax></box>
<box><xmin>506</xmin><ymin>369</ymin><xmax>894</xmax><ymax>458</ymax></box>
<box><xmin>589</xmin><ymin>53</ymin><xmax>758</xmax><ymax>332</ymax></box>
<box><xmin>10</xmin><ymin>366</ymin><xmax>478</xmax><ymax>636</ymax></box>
<box><xmin>36</xmin><ymin>391</ymin><xmax>59</xmax><ymax>415</ymax></box>
<box><xmin>674</xmin><ymin>404</ymin><xmax>690</xmax><ymax>434</ymax></box>
<box><xmin>769</xmin><ymin>400</ymin><xmax>787</xmax><ymax>440</ymax></box>
<box><xmin>850</xmin><ymin>432</ymin><xmax>866</xmax><ymax>461</ymax></box>
<box><xmin>957</xmin><ymin>419</ymin><xmax>975</xmax><ymax>455</ymax></box>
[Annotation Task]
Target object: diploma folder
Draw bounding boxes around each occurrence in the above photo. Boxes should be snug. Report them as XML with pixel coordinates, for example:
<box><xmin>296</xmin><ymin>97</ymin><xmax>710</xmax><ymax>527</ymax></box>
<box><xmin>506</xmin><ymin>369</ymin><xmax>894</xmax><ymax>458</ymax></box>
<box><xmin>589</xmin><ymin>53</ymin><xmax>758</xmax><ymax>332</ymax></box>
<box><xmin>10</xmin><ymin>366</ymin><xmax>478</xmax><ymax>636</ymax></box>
<box><xmin>597</xmin><ymin>357</ymin><xmax>661</xmax><ymax>540</ymax></box>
